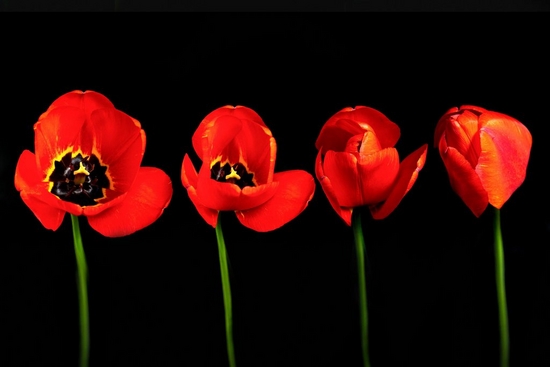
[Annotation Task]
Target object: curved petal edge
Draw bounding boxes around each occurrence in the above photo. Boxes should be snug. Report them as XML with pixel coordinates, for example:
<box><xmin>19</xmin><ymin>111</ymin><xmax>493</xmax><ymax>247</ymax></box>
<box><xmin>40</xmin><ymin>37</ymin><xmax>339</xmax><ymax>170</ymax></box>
<box><xmin>371</xmin><ymin>144</ymin><xmax>428</xmax><ymax>220</ymax></box>
<box><xmin>315</xmin><ymin>149</ymin><xmax>353</xmax><ymax>226</ymax></box>
<box><xmin>87</xmin><ymin>167</ymin><xmax>173</xmax><ymax>237</ymax></box>
<box><xmin>236</xmin><ymin>170</ymin><xmax>315</xmax><ymax>232</ymax></box>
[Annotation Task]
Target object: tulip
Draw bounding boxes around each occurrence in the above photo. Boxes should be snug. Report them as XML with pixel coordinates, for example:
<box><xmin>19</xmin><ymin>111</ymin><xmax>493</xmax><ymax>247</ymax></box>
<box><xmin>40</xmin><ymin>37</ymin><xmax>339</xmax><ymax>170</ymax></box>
<box><xmin>14</xmin><ymin>90</ymin><xmax>173</xmax><ymax>367</ymax></box>
<box><xmin>315</xmin><ymin>106</ymin><xmax>427</xmax><ymax>367</ymax></box>
<box><xmin>315</xmin><ymin>106</ymin><xmax>427</xmax><ymax>225</ymax></box>
<box><xmin>434</xmin><ymin>105</ymin><xmax>532</xmax><ymax>217</ymax></box>
<box><xmin>181</xmin><ymin>105</ymin><xmax>315</xmax><ymax>367</ymax></box>
<box><xmin>15</xmin><ymin>90</ymin><xmax>173</xmax><ymax>237</ymax></box>
<box><xmin>182</xmin><ymin>105</ymin><xmax>315</xmax><ymax>232</ymax></box>
<box><xmin>434</xmin><ymin>105</ymin><xmax>532</xmax><ymax>367</ymax></box>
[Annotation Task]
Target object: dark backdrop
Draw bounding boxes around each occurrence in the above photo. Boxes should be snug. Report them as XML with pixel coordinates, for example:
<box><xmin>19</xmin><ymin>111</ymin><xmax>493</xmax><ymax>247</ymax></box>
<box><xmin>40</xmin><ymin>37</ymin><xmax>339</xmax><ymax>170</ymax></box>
<box><xmin>2</xmin><ymin>0</ymin><xmax>550</xmax><ymax>11</ymax></box>
<box><xmin>1</xmin><ymin>12</ymin><xmax>549</xmax><ymax>367</ymax></box>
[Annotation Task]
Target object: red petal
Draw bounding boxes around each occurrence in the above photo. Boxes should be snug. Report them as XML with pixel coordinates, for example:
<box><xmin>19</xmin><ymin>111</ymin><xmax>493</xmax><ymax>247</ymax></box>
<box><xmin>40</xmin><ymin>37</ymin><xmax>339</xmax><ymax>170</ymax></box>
<box><xmin>192</xmin><ymin>106</ymin><xmax>269</xmax><ymax>159</ymax></box>
<box><xmin>197</xmin><ymin>112</ymin><xmax>275</xmax><ymax>184</ymax></box>
<box><xmin>315</xmin><ymin>149</ymin><xmax>352</xmax><ymax>226</ymax></box>
<box><xmin>20</xmin><ymin>192</ymin><xmax>66</xmax><ymax>231</ymax></box>
<box><xmin>15</xmin><ymin>150</ymin><xmax>82</xmax><ymax>219</ymax></box>
<box><xmin>316</xmin><ymin>106</ymin><xmax>400</xmax><ymax>154</ymax></box>
<box><xmin>195</xmin><ymin>163</ymin><xmax>278</xmax><ymax>211</ymax></box>
<box><xmin>15</xmin><ymin>150</ymin><xmax>66</xmax><ymax>230</ymax></box>
<box><xmin>438</xmin><ymin>137</ymin><xmax>488</xmax><ymax>217</ymax></box>
<box><xmin>191</xmin><ymin>109</ymin><xmax>217</xmax><ymax>160</ymax></box>
<box><xmin>40</xmin><ymin>90</ymin><xmax>114</xmax><ymax>120</ymax></box>
<box><xmin>81</xmin><ymin>191</ymin><xmax>127</xmax><ymax>216</ymax></box>
<box><xmin>316</xmin><ymin>118</ymin><xmax>367</xmax><ymax>154</ymax></box>
<box><xmin>323</xmin><ymin>148</ymin><xmax>399</xmax><ymax>208</ymax></box>
<box><xmin>15</xmin><ymin>150</ymin><xmax>42</xmax><ymax>193</ymax></box>
<box><xmin>356</xmin><ymin>148</ymin><xmax>400</xmax><ymax>204</ymax></box>
<box><xmin>236</xmin><ymin>170</ymin><xmax>315</xmax><ymax>232</ymax></box>
<box><xmin>181</xmin><ymin>154</ymin><xmax>219</xmax><ymax>227</ymax></box>
<box><xmin>186</xmin><ymin>186</ymin><xmax>219</xmax><ymax>228</ymax></box>
<box><xmin>90</xmin><ymin>108</ymin><xmax>144</xmax><ymax>194</ymax></box>
<box><xmin>230</xmin><ymin>105</ymin><xmax>269</xmax><ymax>128</ymax></box>
<box><xmin>351</xmin><ymin>106</ymin><xmax>401</xmax><ymax>148</ymax></box>
<box><xmin>181</xmin><ymin>154</ymin><xmax>199</xmax><ymax>189</ymax></box>
<box><xmin>343</xmin><ymin>130</ymin><xmax>382</xmax><ymax>156</ymax></box>
<box><xmin>445</xmin><ymin>110</ymin><xmax>481</xmax><ymax>168</ymax></box>
<box><xmin>476</xmin><ymin>111</ymin><xmax>532</xmax><ymax>209</ymax></box>
<box><xmin>460</xmin><ymin>105</ymin><xmax>488</xmax><ymax>115</ymax></box>
<box><xmin>321</xmin><ymin>151</ymin><xmax>362</xmax><ymax>207</ymax></box>
<box><xmin>35</xmin><ymin>91</ymin><xmax>121</xmax><ymax>176</ymax></box>
<box><xmin>34</xmin><ymin>106</ymin><xmax>88</xmax><ymax>176</ymax></box>
<box><xmin>16</xmin><ymin>149</ymin><xmax>120</xmax><ymax>218</ymax></box>
<box><xmin>197</xmin><ymin>114</ymin><xmax>243</xmax><ymax>162</ymax></box>
<box><xmin>370</xmin><ymin>144</ymin><xmax>427</xmax><ymax>219</ymax></box>
<box><xmin>227</xmin><ymin>117</ymin><xmax>275</xmax><ymax>184</ymax></box>
<box><xmin>87</xmin><ymin>167</ymin><xmax>173</xmax><ymax>237</ymax></box>
<box><xmin>358</xmin><ymin>130</ymin><xmax>382</xmax><ymax>155</ymax></box>
<box><xmin>433</xmin><ymin>107</ymin><xmax>459</xmax><ymax>148</ymax></box>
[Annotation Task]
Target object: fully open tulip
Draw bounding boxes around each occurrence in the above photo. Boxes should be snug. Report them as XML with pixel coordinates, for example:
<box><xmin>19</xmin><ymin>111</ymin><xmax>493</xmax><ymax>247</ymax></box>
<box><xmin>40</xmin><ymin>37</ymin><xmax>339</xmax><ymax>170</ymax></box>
<box><xmin>181</xmin><ymin>105</ymin><xmax>315</xmax><ymax>232</ymax></box>
<box><xmin>315</xmin><ymin>106</ymin><xmax>427</xmax><ymax>225</ymax></box>
<box><xmin>434</xmin><ymin>105</ymin><xmax>532</xmax><ymax>217</ymax></box>
<box><xmin>15</xmin><ymin>90</ymin><xmax>173</xmax><ymax>237</ymax></box>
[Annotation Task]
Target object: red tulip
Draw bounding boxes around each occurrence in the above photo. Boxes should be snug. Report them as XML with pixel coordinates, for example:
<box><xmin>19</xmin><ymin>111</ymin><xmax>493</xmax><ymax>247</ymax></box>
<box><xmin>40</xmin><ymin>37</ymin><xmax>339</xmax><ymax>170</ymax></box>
<box><xmin>434</xmin><ymin>105</ymin><xmax>532</xmax><ymax>217</ymax></box>
<box><xmin>315</xmin><ymin>106</ymin><xmax>427</xmax><ymax>225</ymax></box>
<box><xmin>181</xmin><ymin>105</ymin><xmax>315</xmax><ymax>232</ymax></box>
<box><xmin>15</xmin><ymin>90</ymin><xmax>173</xmax><ymax>237</ymax></box>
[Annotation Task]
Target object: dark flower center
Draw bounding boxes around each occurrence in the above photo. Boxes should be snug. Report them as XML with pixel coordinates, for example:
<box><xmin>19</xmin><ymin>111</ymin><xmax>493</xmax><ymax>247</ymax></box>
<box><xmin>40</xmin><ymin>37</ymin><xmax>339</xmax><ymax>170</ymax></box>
<box><xmin>49</xmin><ymin>152</ymin><xmax>110</xmax><ymax>206</ymax></box>
<box><xmin>211</xmin><ymin>161</ymin><xmax>255</xmax><ymax>189</ymax></box>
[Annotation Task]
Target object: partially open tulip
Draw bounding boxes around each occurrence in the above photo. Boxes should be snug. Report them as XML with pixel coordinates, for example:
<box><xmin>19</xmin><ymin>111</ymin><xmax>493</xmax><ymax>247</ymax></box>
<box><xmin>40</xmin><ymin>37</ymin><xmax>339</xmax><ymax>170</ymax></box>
<box><xmin>181</xmin><ymin>105</ymin><xmax>315</xmax><ymax>232</ymax></box>
<box><xmin>15</xmin><ymin>90</ymin><xmax>173</xmax><ymax>237</ymax></box>
<box><xmin>434</xmin><ymin>105</ymin><xmax>532</xmax><ymax>217</ymax></box>
<box><xmin>315</xmin><ymin>106</ymin><xmax>427</xmax><ymax>225</ymax></box>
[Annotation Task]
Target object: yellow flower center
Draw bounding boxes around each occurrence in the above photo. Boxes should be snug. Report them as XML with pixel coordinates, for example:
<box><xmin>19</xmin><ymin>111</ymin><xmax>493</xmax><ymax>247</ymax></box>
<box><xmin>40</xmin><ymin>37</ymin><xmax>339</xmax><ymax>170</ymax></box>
<box><xmin>210</xmin><ymin>159</ymin><xmax>255</xmax><ymax>188</ymax></box>
<box><xmin>225</xmin><ymin>166</ymin><xmax>241</xmax><ymax>181</ymax></box>
<box><xmin>48</xmin><ymin>152</ymin><xmax>110</xmax><ymax>206</ymax></box>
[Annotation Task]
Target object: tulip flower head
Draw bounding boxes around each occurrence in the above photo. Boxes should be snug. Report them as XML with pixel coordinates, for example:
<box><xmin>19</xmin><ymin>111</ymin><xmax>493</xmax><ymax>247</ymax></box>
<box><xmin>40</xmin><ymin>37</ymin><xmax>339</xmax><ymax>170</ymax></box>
<box><xmin>434</xmin><ymin>105</ymin><xmax>532</xmax><ymax>217</ymax></box>
<box><xmin>315</xmin><ymin>106</ymin><xmax>428</xmax><ymax>225</ymax></box>
<box><xmin>15</xmin><ymin>90</ymin><xmax>173</xmax><ymax>237</ymax></box>
<box><xmin>181</xmin><ymin>105</ymin><xmax>315</xmax><ymax>232</ymax></box>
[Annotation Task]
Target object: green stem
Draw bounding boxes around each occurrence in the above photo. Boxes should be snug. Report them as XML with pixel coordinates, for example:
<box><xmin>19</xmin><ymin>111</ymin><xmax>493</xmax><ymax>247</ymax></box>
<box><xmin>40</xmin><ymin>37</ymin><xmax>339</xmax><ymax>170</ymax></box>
<box><xmin>352</xmin><ymin>210</ymin><xmax>371</xmax><ymax>367</ymax></box>
<box><xmin>71</xmin><ymin>215</ymin><xmax>89</xmax><ymax>367</ymax></box>
<box><xmin>494</xmin><ymin>208</ymin><xmax>509</xmax><ymax>367</ymax></box>
<box><xmin>215</xmin><ymin>216</ymin><xmax>237</xmax><ymax>367</ymax></box>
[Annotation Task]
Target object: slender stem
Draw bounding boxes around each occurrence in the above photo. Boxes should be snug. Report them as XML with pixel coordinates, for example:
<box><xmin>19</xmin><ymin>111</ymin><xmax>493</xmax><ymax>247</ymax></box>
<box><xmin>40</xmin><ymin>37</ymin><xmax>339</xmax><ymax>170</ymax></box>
<box><xmin>494</xmin><ymin>208</ymin><xmax>509</xmax><ymax>367</ymax></box>
<box><xmin>215</xmin><ymin>216</ymin><xmax>237</xmax><ymax>367</ymax></box>
<box><xmin>71</xmin><ymin>215</ymin><xmax>89</xmax><ymax>367</ymax></box>
<box><xmin>352</xmin><ymin>210</ymin><xmax>371</xmax><ymax>367</ymax></box>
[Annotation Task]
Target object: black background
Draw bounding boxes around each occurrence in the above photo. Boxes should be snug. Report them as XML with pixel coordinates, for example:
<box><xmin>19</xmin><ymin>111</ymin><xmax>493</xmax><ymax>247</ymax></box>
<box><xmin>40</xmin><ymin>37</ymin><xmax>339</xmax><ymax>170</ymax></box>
<box><xmin>1</xmin><ymin>6</ymin><xmax>549</xmax><ymax>367</ymax></box>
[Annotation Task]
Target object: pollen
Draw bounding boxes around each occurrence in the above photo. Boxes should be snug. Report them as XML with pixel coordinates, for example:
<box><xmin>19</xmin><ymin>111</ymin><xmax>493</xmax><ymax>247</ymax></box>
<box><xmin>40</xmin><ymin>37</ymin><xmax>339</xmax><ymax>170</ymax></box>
<box><xmin>74</xmin><ymin>173</ymin><xmax>87</xmax><ymax>185</ymax></box>
<box><xmin>225</xmin><ymin>166</ymin><xmax>241</xmax><ymax>181</ymax></box>
<box><xmin>48</xmin><ymin>152</ymin><xmax>110</xmax><ymax>206</ymax></box>
<box><xmin>73</xmin><ymin>165</ymin><xmax>90</xmax><ymax>176</ymax></box>
<box><xmin>210</xmin><ymin>161</ymin><xmax>256</xmax><ymax>189</ymax></box>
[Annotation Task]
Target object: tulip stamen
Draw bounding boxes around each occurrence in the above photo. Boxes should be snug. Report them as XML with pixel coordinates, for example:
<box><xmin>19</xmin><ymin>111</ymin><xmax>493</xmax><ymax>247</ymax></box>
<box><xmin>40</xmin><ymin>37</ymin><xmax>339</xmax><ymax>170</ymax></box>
<box><xmin>225</xmin><ymin>167</ymin><xmax>241</xmax><ymax>181</ymax></box>
<box><xmin>211</xmin><ymin>161</ymin><xmax>255</xmax><ymax>189</ymax></box>
<box><xmin>48</xmin><ymin>152</ymin><xmax>110</xmax><ymax>206</ymax></box>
